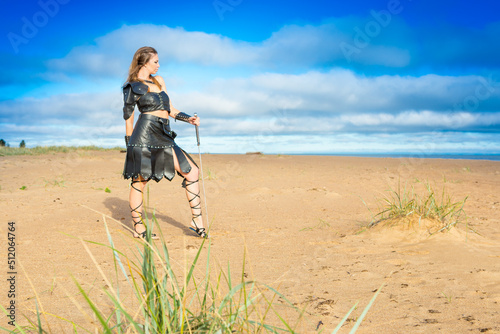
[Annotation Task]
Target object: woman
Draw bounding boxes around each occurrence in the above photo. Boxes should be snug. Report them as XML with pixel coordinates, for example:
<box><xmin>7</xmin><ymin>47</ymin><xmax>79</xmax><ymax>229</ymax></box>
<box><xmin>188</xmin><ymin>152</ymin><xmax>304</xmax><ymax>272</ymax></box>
<box><xmin>122</xmin><ymin>46</ymin><xmax>206</xmax><ymax>239</ymax></box>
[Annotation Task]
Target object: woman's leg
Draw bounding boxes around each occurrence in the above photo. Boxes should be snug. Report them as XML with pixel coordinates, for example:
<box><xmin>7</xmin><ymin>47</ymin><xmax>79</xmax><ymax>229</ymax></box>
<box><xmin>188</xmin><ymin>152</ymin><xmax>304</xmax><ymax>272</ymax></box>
<box><xmin>129</xmin><ymin>176</ymin><xmax>148</xmax><ymax>234</ymax></box>
<box><xmin>172</xmin><ymin>151</ymin><xmax>205</xmax><ymax>234</ymax></box>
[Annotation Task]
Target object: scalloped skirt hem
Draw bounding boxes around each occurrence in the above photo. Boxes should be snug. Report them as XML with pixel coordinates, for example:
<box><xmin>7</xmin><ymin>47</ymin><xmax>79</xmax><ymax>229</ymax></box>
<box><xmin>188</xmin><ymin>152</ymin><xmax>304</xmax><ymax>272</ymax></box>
<box><xmin>123</xmin><ymin>145</ymin><xmax>197</xmax><ymax>183</ymax></box>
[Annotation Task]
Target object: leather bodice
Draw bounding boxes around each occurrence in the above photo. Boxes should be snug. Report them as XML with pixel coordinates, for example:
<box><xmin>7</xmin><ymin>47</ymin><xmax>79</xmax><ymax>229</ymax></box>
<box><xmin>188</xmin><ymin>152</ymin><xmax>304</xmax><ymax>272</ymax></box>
<box><xmin>122</xmin><ymin>81</ymin><xmax>170</xmax><ymax>120</ymax></box>
<box><xmin>137</xmin><ymin>91</ymin><xmax>170</xmax><ymax>112</ymax></box>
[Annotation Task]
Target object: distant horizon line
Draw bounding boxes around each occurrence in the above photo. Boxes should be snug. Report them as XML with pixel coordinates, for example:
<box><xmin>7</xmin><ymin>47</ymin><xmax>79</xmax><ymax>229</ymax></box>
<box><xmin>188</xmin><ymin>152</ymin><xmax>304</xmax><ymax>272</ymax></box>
<box><xmin>237</xmin><ymin>152</ymin><xmax>500</xmax><ymax>161</ymax></box>
<box><xmin>2</xmin><ymin>145</ymin><xmax>499</xmax><ymax>161</ymax></box>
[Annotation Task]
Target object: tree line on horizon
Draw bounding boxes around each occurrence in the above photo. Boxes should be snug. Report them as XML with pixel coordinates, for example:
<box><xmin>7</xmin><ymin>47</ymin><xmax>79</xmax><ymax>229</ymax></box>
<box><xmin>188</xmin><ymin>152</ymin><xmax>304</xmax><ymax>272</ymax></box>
<box><xmin>0</xmin><ymin>139</ymin><xmax>26</xmax><ymax>148</ymax></box>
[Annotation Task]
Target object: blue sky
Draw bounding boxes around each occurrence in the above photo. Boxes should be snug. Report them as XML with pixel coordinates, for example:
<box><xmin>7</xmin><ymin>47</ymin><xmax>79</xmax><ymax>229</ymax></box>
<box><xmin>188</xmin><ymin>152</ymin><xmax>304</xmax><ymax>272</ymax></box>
<box><xmin>1</xmin><ymin>0</ymin><xmax>499</xmax><ymax>155</ymax></box>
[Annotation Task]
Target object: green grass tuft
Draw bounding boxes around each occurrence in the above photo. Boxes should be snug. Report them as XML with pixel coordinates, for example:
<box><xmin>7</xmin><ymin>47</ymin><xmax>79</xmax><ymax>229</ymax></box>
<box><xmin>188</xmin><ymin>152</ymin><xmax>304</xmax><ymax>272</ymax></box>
<box><xmin>0</xmin><ymin>146</ymin><xmax>122</xmax><ymax>156</ymax></box>
<box><xmin>300</xmin><ymin>219</ymin><xmax>330</xmax><ymax>231</ymax></box>
<box><xmin>368</xmin><ymin>180</ymin><xmax>468</xmax><ymax>234</ymax></box>
<box><xmin>205</xmin><ymin>167</ymin><xmax>217</xmax><ymax>180</ymax></box>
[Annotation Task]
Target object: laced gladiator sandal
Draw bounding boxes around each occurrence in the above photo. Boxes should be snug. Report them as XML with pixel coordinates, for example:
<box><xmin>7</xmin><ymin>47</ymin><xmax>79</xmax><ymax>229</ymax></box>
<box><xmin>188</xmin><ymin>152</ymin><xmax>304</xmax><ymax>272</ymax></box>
<box><xmin>190</xmin><ymin>220</ymin><xmax>207</xmax><ymax>239</ymax></box>
<box><xmin>183</xmin><ymin>179</ymin><xmax>208</xmax><ymax>238</ymax></box>
<box><xmin>130</xmin><ymin>179</ymin><xmax>158</xmax><ymax>240</ymax></box>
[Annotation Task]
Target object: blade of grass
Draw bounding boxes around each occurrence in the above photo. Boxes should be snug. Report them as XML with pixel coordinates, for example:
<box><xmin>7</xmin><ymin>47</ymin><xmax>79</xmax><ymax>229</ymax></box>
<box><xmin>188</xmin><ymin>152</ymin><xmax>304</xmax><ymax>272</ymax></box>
<box><xmin>349</xmin><ymin>283</ymin><xmax>385</xmax><ymax>334</ymax></box>
<box><xmin>102</xmin><ymin>215</ymin><xmax>129</xmax><ymax>283</ymax></box>
<box><xmin>73</xmin><ymin>279</ymin><xmax>111</xmax><ymax>332</ymax></box>
<box><xmin>332</xmin><ymin>301</ymin><xmax>359</xmax><ymax>334</ymax></box>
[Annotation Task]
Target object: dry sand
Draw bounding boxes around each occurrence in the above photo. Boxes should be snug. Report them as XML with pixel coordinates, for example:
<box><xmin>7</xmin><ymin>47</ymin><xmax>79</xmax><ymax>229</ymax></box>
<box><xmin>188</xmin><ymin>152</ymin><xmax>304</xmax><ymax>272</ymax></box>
<box><xmin>1</xmin><ymin>150</ymin><xmax>499</xmax><ymax>333</ymax></box>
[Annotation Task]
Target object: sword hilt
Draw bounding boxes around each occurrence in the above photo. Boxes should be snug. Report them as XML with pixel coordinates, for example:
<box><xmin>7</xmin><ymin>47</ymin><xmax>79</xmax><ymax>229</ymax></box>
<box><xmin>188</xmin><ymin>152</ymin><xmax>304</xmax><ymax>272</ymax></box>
<box><xmin>194</xmin><ymin>113</ymin><xmax>200</xmax><ymax>146</ymax></box>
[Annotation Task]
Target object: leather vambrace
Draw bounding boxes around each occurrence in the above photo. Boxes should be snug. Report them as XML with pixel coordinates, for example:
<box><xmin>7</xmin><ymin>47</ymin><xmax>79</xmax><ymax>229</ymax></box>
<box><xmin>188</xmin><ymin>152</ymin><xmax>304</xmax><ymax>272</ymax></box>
<box><xmin>175</xmin><ymin>112</ymin><xmax>192</xmax><ymax>123</ymax></box>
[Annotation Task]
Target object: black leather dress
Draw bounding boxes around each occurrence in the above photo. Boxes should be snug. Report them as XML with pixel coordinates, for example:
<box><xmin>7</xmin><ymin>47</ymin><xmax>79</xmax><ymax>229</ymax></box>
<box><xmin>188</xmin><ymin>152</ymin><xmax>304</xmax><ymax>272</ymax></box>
<box><xmin>122</xmin><ymin>81</ymin><xmax>197</xmax><ymax>182</ymax></box>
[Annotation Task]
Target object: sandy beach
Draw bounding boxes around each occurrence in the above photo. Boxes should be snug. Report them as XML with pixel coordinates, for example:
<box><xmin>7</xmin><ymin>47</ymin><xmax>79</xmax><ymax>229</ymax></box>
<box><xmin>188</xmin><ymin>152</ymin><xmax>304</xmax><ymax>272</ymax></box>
<box><xmin>1</xmin><ymin>150</ymin><xmax>499</xmax><ymax>333</ymax></box>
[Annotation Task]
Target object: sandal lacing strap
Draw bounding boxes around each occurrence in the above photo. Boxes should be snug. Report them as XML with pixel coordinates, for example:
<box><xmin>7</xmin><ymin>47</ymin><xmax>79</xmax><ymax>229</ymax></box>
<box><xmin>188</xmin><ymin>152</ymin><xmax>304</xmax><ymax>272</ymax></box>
<box><xmin>130</xmin><ymin>179</ymin><xmax>158</xmax><ymax>239</ymax></box>
<box><xmin>183</xmin><ymin>179</ymin><xmax>207</xmax><ymax>238</ymax></box>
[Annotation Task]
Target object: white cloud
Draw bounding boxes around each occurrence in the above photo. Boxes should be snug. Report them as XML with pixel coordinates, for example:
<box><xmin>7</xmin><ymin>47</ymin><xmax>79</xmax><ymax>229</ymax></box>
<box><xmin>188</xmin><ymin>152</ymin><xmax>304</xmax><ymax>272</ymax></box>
<box><xmin>341</xmin><ymin>110</ymin><xmax>493</xmax><ymax>129</ymax></box>
<box><xmin>4</xmin><ymin>70</ymin><xmax>499</xmax><ymax>145</ymax></box>
<box><xmin>0</xmin><ymin>91</ymin><xmax>123</xmax><ymax>148</ymax></box>
<box><xmin>45</xmin><ymin>20</ymin><xmax>413</xmax><ymax>80</ymax></box>
<box><xmin>45</xmin><ymin>25</ymin><xmax>257</xmax><ymax>79</ymax></box>
<box><xmin>173</xmin><ymin>69</ymin><xmax>500</xmax><ymax>117</ymax></box>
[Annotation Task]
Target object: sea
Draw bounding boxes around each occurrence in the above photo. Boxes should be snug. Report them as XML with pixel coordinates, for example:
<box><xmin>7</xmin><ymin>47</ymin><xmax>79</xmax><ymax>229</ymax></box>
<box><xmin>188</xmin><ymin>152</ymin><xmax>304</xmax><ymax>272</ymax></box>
<box><xmin>293</xmin><ymin>153</ymin><xmax>500</xmax><ymax>161</ymax></box>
